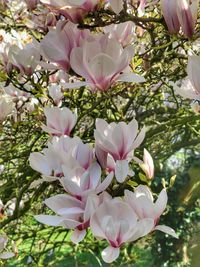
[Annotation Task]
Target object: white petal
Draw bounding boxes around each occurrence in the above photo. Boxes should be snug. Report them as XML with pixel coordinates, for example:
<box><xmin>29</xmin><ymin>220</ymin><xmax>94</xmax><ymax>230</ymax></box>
<box><xmin>128</xmin><ymin>218</ymin><xmax>154</xmax><ymax>242</ymax></box>
<box><xmin>154</xmin><ymin>189</ymin><xmax>168</xmax><ymax>218</ymax></box>
<box><xmin>118</xmin><ymin>73</ymin><xmax>146</xmax><ymax>83</ymax></box>
<box><xmin>96</xmin><ymin>171</ymin><xmax>114</xmax><ymax>194</ymax></box>
<box><xmin>155</xmin><ymin>225</ymin><xmax>178</xmax><ymax>239</ymax></box>
<box><xmin>0</xmin><ymin>252</ymin><xmax>15</xmax><ymax>259</ymax></box>
<box><xmin>84</xmin><ymin>194</ymin><xmax>100</xmax><ymax>222</ymax></box>
<box><xmin>131</xmin><ymin>126</ymin><xmax>146</xmax><ymax>149</ymax></box>
<box><xmin>29</xmin><ymin>153</ymin><xmax>51</xmax><ymax>175</ymax></box>
<box><xmin>62</xmin><ymin>82</ymin><xmax>90</xmax><ymax>89</ymax></box>
<box><xmin>101</xmin><ymin>246</ymin><xmax>120</xmax><ymax>263</ymax></box>
<box><xmin>34</xmin><ymin>215</ymin><xmax>62</xmax><ymax>226</ymax></box>
<box><xmin>115</xmin><ymin>160</ymin><xmax>129</xmax><ymax>183</ymax></box>
<box><xmin>70</xmin><ymin>229</ymin><xmax>86</xmax><ymax>244</ymax></box>
<box><xmin>89</xmin><ymin>53</ymin><xmax>115</xmax><ymax>78</ymax></box>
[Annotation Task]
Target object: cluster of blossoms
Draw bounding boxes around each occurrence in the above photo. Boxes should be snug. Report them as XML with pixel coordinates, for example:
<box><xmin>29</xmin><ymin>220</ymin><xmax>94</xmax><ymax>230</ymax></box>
<box><xmin>0</xmin><ymin>0</ymin><xmax>199</xmax><ymax>264</ymax></box>
<box><xmin>29</xmin><ymin>106</ymin><xmax>178</xmax><ymax>263</ymax></box>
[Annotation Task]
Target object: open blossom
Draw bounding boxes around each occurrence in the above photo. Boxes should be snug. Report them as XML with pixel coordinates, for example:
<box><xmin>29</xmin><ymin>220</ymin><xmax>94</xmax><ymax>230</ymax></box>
<box><xmin>0</xmin><ymin>235</ymin><xmax>15</xmax><ymax>259</ymax></box>
<box><xmin>35</xmin><ymin>193</ymin><xmax>100</xmax><ymax>244</ymax></box>
<box><xmin>174</xmin><ymin>55</ymin><xmax>200</xmax><ymax>101</ymax></box>
<box><xmin>8</xmin><ymin>39</ymin><xmax>40</xmax><ymax>75</ymax></box>
<box><xmin>41</xmin><ymin>107</ymin><xmax>77</xmax><ymax>136</ymax></box>
<box><xmin>40</xmin><ymin>0</ymin><xmax>100</xmax><ymax>23</ymax></box>
<box><xmin>40</xmin><ymin>21</ymin><xmax>90</xmax><ymax>71</ymax></box>
<box><xmin>0</xmin><ymin>96</ymin><xmax>14</xmax><ymax>122</ymax></box>
<box><xmin>95</xmin><ymin>118</ymin><xmax>145</xmax><ymax>183</ymax></box>
<box><xmin>0</xmin><ymin>29</ymin><xmax>34</xmax><ymax>73</ymax></box>
<box><xmin>61</xmin><ymin>162</ymin><xmax>114</xmax><ymax>199</ymax></box>
<box><xmin>70</xmin><ymin>34</ymin><xmax>145</xmax><ymax>92</ymax></box>
<box><xmin>161</xmin><ymin>0</ymin><xmax>199</xmax><ymax>38</ymax></box>
<box><xmin>103</xmin><ymin>21</ymin><xmax>135</xmax><ymax>47</ymax></box>
<box><xmin>29</xmin><ymin>136</ymin><xmax>94</xmax><ymax>181</ymax></box>
<box><xmin>124</xmin><ymin>185</ymin><xmax>178</xmax><ymax>238</ymax></box>
<box><xmin>90</xmin><ymin>198</ymin><xmax>154</xmax><ymax>263</ymax></box>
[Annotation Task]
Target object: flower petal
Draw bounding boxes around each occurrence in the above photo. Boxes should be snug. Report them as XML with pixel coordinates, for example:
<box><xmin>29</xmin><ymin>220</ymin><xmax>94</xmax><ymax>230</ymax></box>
<box><xmin>115</xmin><ymin>160</ymin><xmax>129</xmax><ymax>183</ymax></box>
<box><xmin>70</xmin><ymin>229</ymin><xmax>86</xmax><ymax>244</ymax></box>
<box><xmin>101</xmin><ymin>246</ymin><xmax>120</xmax><ymax>263</ymax></box>
<box><xmin>34</xmin><ymin>215</ymin><xmax>62</xmax><ymax>226</ymax></box>
<box><xmin>155</xmin><ymin>225</ymin><xmax>178</xmax><ymax>239</ymax></box>
<box><xmin>117</xmin><ymin>72</ymin><xmax>146</xmax><ymax>83</ymax></box>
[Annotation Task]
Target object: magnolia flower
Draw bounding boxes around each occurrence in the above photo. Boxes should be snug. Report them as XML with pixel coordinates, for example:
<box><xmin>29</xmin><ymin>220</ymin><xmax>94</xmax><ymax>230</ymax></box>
<box><xmin>40</xmin><ymin>21</ymin><xmax>90</xmax><ymax>71</ymax></box>
<box><xmin>103</xmin><ymin>21</ymin><xmax>135</xmax><ymax>47</ymax></box>
<box><xmin>29</xmin><ymin>136</ymin><xmax>94</xmax><ymax>181</ymax></box>
<box><xmin>35</xmin><ymin>193</ymin><xmax>100</xmax><ymax>244</ymax></box>
<box><xmin>41</xmin><ymin>107</ymin><xmax>77</xmax><ymax>136</ymax></box>
<box><xmin>134</xmin><ymin>148</ymin><xmax>154</xmax><ymax>179</ymax></box>
<box><xmin>124</xmin><ymin>185</ymin><xmax>178</xmax><ymax>238</ymax></box>
<box><xmin>8</xmin><ymin>39</ymin><xmax>40</xmax><ymax>76</ymax></box>
<box><xmin>61</xmin><ymin>162</ymin><xmax>114</xmax><ymax>199</ymax></box>
<box><xmin>0</xmin><ymin>29</ymin><xmax>29</xmax><ymax>74</ymax></box>
<box><xmin>94</xmin><ymin>118</ymin><xmax>145</xmax><ymax>183</ymax></box>
<box><xmin>90</xmin><ymin>198</ymin><xmax>154</xmax><ymax>263</ymax></box>
<box><xmin>0</xmin><ymin>96</ymin><xmax>14</xmax><ymax>122</ymax></box>
<box><xmin>70</xmin><ymin>34</ymin><xmax>145</xmax><ymax>92</ymax></box>
<box><xmin>174</xmin><ymin>56</ymin><xmax>200</xmax><ymax>101</ymax></box>
<box><xmin>40</xmin><ymin>0</ymin><xmax>100</xmax><ymax>23</ymax></box>
<box><xmin>161</xmin><ymin>0</ymin><xmax>199</xmax><ymax>38</ymax></box>
<box><xmin>0</xmin><ymin>235</ymin><xmax>15</xmax><ymax>260</ymax></box>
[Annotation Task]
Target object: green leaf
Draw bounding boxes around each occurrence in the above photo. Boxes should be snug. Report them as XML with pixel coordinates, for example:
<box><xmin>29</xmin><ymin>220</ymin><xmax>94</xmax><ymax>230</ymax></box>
<box><xmin>139</xmin><ymin>173</ymin><xmax>147</xmax><ymax>183</ymax></box>
<box><xmin>127</xmin><ymin>180</ymin><xmax>138</xmax><ymax>188</ymax></box>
